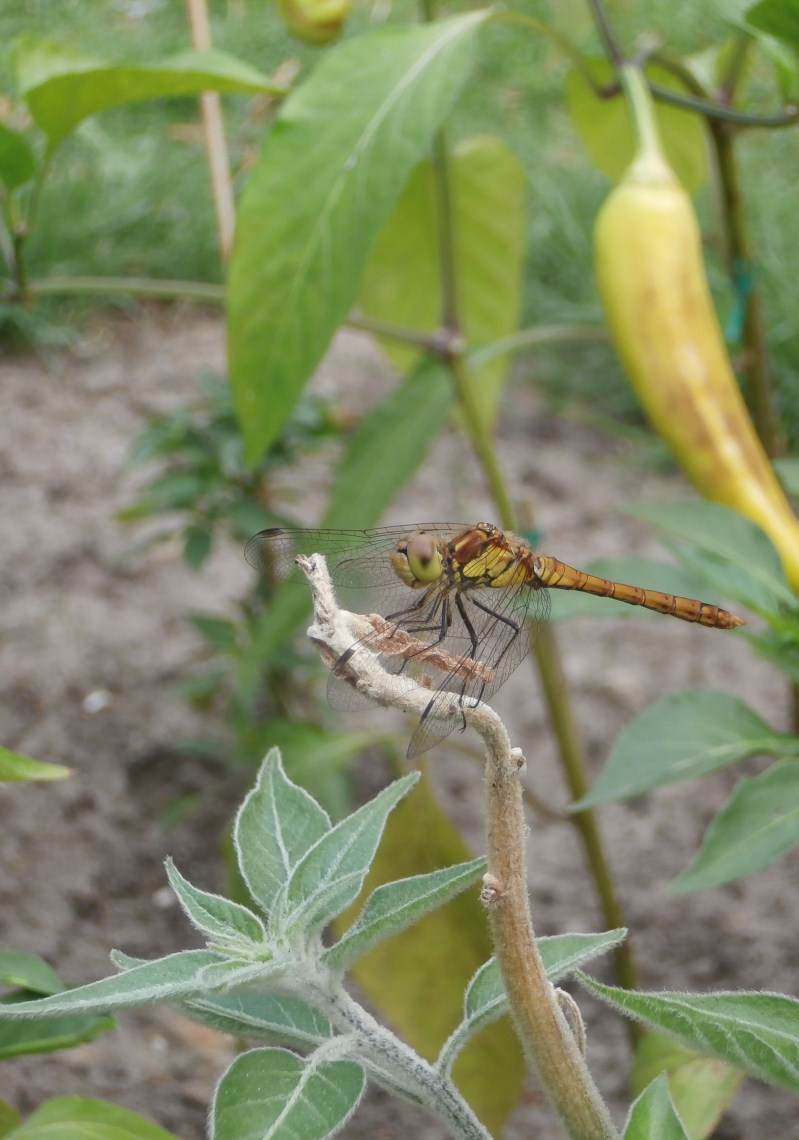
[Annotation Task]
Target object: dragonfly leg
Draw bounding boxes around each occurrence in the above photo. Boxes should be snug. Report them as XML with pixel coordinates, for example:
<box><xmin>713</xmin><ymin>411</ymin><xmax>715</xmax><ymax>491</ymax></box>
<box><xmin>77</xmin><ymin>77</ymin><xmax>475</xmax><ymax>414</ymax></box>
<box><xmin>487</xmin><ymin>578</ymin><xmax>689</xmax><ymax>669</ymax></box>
<box><xmin>455</xmin><ymin>592</ymin><xmax>480</xmax><ymax>660</ymax></box>
<box><xmin>470</xmin><ymin>595</ymin><xmax>523</xmax><ymax>675</ymax></box>
<box><xmin>386</xmin><ymin>589</ymin><xmax>452</xmax><ymax>646</ymax></box>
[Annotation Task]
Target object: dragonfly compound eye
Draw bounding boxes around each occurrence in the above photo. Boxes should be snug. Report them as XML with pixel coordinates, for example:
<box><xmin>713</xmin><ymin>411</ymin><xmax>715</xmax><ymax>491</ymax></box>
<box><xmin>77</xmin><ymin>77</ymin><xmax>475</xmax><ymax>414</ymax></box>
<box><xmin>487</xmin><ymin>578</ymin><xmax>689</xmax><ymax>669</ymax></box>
<box><xmin>403</xmin><ymin>533</ymin><xmax>444</xmax><ymax>584</ymax></box>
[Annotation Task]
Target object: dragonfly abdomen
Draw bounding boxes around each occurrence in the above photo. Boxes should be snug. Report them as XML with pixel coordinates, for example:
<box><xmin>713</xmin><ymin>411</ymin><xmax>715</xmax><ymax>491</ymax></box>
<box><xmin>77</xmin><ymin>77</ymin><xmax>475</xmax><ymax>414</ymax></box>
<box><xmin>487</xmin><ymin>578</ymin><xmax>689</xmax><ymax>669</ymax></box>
<box><xmin>532</xmin><ymin>555</ymin><xmax>744</xmax><ymax>630</ymax></box>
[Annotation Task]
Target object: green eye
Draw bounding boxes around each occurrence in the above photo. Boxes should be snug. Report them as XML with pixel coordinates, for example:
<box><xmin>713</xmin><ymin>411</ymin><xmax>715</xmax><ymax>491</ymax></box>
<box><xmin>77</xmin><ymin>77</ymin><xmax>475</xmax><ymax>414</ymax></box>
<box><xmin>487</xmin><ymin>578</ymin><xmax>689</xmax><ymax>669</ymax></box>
<box><xmin>404</xmin><ymin>534</ymin><xmax>443</xmax><ymax>583</ymax></box>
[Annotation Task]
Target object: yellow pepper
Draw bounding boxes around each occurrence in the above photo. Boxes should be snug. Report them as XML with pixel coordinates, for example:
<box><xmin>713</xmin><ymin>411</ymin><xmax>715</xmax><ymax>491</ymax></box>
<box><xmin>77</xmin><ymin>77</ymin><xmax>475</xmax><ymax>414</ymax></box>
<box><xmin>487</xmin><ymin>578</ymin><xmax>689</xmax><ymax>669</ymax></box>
<box><xmin>276</xmin><ymin>0</ymin><xmax>351</xmax><ymax>44</ymax></box>
<box><xmin>594</xmin><ymin>65</ymin><xmax>799</xmax><ymax>592</ymax></box>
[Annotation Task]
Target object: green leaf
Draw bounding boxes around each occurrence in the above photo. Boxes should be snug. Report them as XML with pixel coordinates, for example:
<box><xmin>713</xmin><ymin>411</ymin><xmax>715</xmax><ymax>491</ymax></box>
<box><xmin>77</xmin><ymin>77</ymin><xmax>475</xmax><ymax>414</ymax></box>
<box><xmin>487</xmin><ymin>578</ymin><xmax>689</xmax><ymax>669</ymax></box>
<box><xmin>13</xmin><ymin>39</ymin><xmax>277</xmax><ymax>148</ymax></box>
<box><xmin>0</xmin><ymin>123</ymin><xmax>36</xmax><ymax>191</ymax></box>
<box><xmin>630</xmin><ymin>1032</ymin><xmax>743</xmax><ymax>1139</ymax></box>
<box><xmin>165</xmin><ymin>859</ymin><xmax>266</xmax><ymax>946</ymax></box>
<box><xmin>0</xmin><ymin>951</ymin><xmax>62</xmax><ymax>995</ymax></box>
<box><xmin>0</xmin><ymin>746</ymin><xmax>70</xmax><ymax>783</ymax></box>
<box><xmin>358</xmin><ymin>134</ymin><xmax>525</xmax><ymax>427</ymax></box>
<box><xmin>672</xmin><ymin>543</ymin><xmax>775</xmax><ymax>617</ymax></box>
<box><xmin>626</xmin><ymin>500</ymin><xmax>796</xmax><ymax>611</ymax></box>
<box><xmin>671</xmin><ymin>760</ymin><xmax>799</xmax><ymax>892</ymax></box>
<box><xmin>747</xmin><ymin>628</ymin><xmax>799</xmax><ymax>686</ymax></box>
<box><xmin>188</xmin><ymin>614</ymin><xmax>240</xmax><ymax>654</ymax></box>
<box><xmin>575</xmin><ymin>690</ymin><xmax>796</xmax><ymax>808</ymax></box>
<box><xmin>323</xmin><ymin>359</ymin><xmax>453</xmax><ymax>529</ymax></box>
<box><xmin>234</xmin><ymin>749</ymin><xmax>331</xmax><ymax>917</ymax></box>
<box><xmin>283</xmin><ymin>773</ymin><xmax>419</xmax><ymax>933</ymax></box>
<box><xmin>746</xmin><ymin>0</ymin><xmax>799</xmax><ymax>48</ymax></box>
<box><xmin>324</xmin><ymin>857</ymin><xmax>486</xmax><ymax>973</ymax></box>
<box><xmin>127</xmin><ymin>470</ymin><xmax>205</xmax><ymax>513</ymax></box>
<box><xmin>775</xmin><ymin>456</ymin><xmax>799</xmax><ymax>497</ymax></box>
<box><xmin>7</xmin><ymin>1097</ymin><xmax>180</xmax><ymax>1139</ymax></box>
<box><xmin>0</xmin><ymin>999</ymin><xmax>113</xmax><ymax>1060</ymax></box>
<box><xmin>180</xmin><ymin>991</ymin><xmax>332</xmax><ymax>1050</ymax></box>
<box><xmin>227</xmin><ymin>11</ymin><xmax>489</xmax><ymax>464</ymax></box>
<box><xmin>0</xmin><ymin>951</ymin><xmax>222</xmax><ymax>1019</ymax></box>
<box><xmin>568</xmin><ymin>60</ymin><xmax>708</xmax><ymax>194</ymax></box>
<box><xmin>212</xmin><ymin>1048</ymin><xmax>364</xmax><ymax>1140</ymax></box>
<box><xmin>183</xmin><ymin>525</ymin><xmax>213</xmax><ymax>570</ymax></box>
<box><xmin>624</xmin><ymin>1075</ymin><xmax>689</xmax><ymax>1140</ymax></box>
<box><xmin>580</xmin><ymin>978</ymin><xmax>799</xmax><ymax>1094</ymax></box>
<box><xmin>237</xmin><ymin>719</ymin><xmax>372</xmax><ymax>819</ymax></box>
<box><xmin>0</xmin><ymin>1101</ymin><xmax>21</xmax><ymax>1137</ymax></box>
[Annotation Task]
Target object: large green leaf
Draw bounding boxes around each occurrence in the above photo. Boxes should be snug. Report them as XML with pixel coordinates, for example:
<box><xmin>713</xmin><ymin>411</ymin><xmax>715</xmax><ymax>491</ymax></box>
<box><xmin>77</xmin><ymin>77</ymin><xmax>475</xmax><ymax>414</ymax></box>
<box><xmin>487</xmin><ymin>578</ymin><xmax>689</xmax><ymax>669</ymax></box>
<box><xmin>671</xmin><ymin>760</ymin><xmax>799</xmax><ymax>892</ymax></box>
<box><xmin>580</xmin><ymin>979</ymin><xmax>799</xmax><ymax>1094</ymax></box>
<box><xmin>324</xmin><ymin>358</ymin><xmax>453</xmax><ymax>528</ymax></box>
<box><xmin>567</xmin><ymin>60</ymin><xmax>708</xmax><ymax>194</ymax></box>
<box><xmin>0</xmin><ymin>1101</ymin><xmax>20</xmax><ymax>1137</ymax></box>
<box><xmin>0</xmin><ymin>124</ymin><xmax>36</xmax><ymax>191</ymax></box>
<box><xmin>13</xmin><ymin>39</ymin><xmax>277</xmax><ymax>147</ymax></box>
<box><xmin>7</xmin><ymin>1097</ymin><xmax>180</xmax><ymax>1140</ymax></box>
<box><xmin>227</xmin><ymin>11</ymin><xmax>489</xmax><ymax>464</ymax></box>
<box><xmin>746</xmin><ymin>0</ymin><xmax>799</xmax><ymax>48</ymax></box>
<box><xmin>627</xmin><ymin>500</ymin><xmax>796</xmax><ymax>613</ymax></box>
<box><xmin>575</xmin><ymin>690</ymin><xmax>796</xmax><ymax>808</ymax></box>
<box><xmin>358</xmin><ymin>134</ymin><xmax>525</xmax><ymax>427</ymax></box>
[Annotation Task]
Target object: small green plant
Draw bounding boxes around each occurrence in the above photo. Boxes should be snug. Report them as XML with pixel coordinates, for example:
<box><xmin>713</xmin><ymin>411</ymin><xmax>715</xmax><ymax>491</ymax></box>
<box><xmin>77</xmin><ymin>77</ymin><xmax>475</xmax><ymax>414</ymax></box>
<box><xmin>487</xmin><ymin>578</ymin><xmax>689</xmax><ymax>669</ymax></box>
<box><xmin>121</xmin><ymin>374</ymin><xmax>388</xmax><ymax>813</ymax></box>
<box><xmin>0</xmin><ymin>718</ymin><xmax>796</xmax><ymax>1140</ymax></box>
<box><xmin>121</xmin><ymin>371</ymin><xmax>340</xmax><ymax>570</ymax></box>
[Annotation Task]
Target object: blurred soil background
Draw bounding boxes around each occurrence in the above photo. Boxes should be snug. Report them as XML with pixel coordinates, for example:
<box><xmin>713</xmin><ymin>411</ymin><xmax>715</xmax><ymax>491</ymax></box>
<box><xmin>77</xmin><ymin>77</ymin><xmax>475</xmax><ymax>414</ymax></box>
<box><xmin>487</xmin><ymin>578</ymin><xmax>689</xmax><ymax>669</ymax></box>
<box><xmin>1</xmin><ymin>308</ymin><xmax>797</xmax><ymax>1138</ymax></box>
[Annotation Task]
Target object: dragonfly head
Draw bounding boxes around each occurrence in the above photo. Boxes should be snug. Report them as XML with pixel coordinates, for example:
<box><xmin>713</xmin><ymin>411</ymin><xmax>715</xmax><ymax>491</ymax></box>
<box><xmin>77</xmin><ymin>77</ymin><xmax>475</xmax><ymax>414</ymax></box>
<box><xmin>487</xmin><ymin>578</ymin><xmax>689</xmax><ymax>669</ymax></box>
<box><xmin>391</xmin><ymin>532</ymin><xmax>444</xmax><ymax>586</ymax></box>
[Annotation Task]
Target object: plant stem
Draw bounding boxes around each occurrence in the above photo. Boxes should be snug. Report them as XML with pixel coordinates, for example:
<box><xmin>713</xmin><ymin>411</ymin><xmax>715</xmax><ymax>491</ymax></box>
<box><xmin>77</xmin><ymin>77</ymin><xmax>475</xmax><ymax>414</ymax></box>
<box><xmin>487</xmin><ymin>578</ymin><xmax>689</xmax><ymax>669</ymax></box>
<box><xmin>483</xmin><ymin>726</ymin><xmax>619</xmax><ymax>1138</ymax></box>
<box><xmin>468</xmin><ymin>323</ymin><xmax>608</xmax><ymax>367</ymax></box>
<box><xmin>425</xmin><ymin>101</ymin><xmax>638</xmax><ymax>1005</ymax></box>
<box><xmin>347</xmin><ymin>311</ymin><xmax>446</xmax><ymax>351</ymax></box>
<box><xmin>709</xmin><ymin>124</ymin><xmax>781</xmax><ymax>457</ymax></box>
<box><xmin>532</xmin><ymin>631</ymin><xmax>639</xmax><ymax>1004</ymax></box>
<box><xmin>22</xmin><ymin>276</ymin><xmax>225</xmax><ymax>304</ymax></box>
<box><xmin>326</xmin><ymin>987</ymin><xmax>490</xmax><ymax>1139</ymax></box>
<box><xmin>185</xmin><ymin>0</ymin><xmax>236</xmax><ymax>261</ymax></box>
<box><xmin>586</xmin><ymin>0</ymin><xmax>624</xmax><ymax>65</ymax></box>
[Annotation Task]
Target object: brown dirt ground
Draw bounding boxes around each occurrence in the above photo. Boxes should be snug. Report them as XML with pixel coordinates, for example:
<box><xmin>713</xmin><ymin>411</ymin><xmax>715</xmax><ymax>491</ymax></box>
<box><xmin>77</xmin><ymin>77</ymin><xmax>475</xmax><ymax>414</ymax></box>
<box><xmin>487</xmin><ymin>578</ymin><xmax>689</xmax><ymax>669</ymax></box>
<box><xmin>1</xmin><ymin>308</ymin><xmax>797</xmax><ymax>1138</ymax></box>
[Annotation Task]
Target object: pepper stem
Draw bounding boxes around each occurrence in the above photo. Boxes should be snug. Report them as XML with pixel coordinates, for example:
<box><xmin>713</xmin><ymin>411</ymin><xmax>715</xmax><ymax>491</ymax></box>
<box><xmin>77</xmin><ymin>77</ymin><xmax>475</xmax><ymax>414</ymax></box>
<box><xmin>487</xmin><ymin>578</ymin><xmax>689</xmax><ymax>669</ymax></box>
<box><xmin>621</xmin><ymin>64</ymin><xmax>676</xmax><ymax>185</ymax></box>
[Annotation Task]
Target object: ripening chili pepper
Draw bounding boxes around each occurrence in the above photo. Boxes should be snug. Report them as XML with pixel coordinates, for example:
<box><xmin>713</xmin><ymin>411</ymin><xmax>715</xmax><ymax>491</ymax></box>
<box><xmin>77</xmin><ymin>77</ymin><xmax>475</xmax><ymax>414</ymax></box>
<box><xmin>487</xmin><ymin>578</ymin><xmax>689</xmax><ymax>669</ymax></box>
<box><xmin>594</xmin><ymin>65</ymin><xmax>799</xmax><ymax>593</ymax></box>
<box><xmin>276</xmin><ymin>0</ymin><xmax>351</xmax><ymax>44</ymax></box>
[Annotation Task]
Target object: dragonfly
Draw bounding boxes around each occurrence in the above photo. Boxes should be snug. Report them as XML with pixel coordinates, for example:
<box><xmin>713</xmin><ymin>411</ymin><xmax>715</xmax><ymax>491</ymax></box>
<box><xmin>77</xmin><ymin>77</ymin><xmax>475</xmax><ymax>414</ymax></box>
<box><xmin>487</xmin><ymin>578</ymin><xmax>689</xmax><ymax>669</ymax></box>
<box><xmin>245</xmin><ymin>522</ymin><xmax>745</xmax><ymax>758</ymax></box>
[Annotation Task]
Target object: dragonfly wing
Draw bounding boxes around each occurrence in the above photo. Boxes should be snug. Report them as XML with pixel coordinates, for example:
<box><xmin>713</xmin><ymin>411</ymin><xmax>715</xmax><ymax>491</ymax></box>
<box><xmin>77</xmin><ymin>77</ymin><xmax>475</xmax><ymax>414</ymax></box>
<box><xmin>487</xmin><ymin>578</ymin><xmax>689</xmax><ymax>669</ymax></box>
<box><xmin>244</xmin><ymin>524</ymin><xmax>472</xmax><ymax>611</ymax></box>
<box><xmin>407</xmin><ymin>693</ymin><xmax>472</xmax><ymax>758</ymax></box>
<box><xmin>406</xmin><ymin>579</ymin><xmax>550</xmax><ymax>757</ymax></box>
<box><xmin>245</xmin><ymin>527</ymin><xmax>401</xmax><ymax>580</ymax></box>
